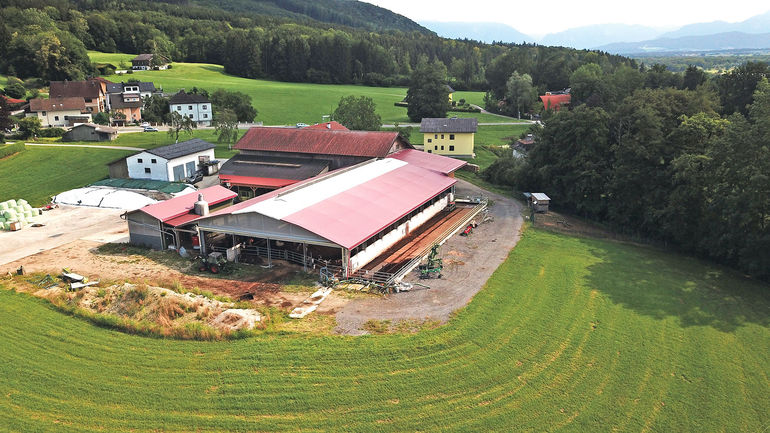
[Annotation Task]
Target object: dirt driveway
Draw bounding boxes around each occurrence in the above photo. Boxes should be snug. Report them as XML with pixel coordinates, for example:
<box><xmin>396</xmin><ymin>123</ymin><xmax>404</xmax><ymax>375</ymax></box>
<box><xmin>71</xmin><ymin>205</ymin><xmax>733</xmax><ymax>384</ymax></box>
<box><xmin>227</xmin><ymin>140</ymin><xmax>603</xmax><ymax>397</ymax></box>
<box><xmin>335</xmin><ymin>179</ymin><xmax>523</xmax><ymax>334</ymax></box>
<box><xmin>0</xmin><ymin>205</ymin><xmax>128</xmax><ymax>266</ymax></box>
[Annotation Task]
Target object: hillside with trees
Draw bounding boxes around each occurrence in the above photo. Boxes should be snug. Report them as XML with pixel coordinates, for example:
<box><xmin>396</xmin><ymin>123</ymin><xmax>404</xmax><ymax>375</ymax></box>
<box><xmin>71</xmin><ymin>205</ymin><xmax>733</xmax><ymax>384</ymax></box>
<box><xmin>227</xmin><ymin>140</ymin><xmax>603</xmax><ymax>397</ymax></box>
<box><xmin>484</xmin><ymin>60</ymin><xmax>770</xmax><ymax>280</ymax></box>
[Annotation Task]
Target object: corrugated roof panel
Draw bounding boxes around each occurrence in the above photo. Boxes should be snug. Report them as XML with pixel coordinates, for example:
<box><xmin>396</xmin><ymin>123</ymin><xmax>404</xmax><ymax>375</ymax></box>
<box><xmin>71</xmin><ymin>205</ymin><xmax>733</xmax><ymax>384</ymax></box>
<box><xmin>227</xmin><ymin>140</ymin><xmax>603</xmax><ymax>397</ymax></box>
<box><xmin>235</xmin><ymin>159</ymin><xmax>406</xmax><ymax>220</ymax></box>
<box><xmin>387</xmin><ymin>149</ymin><xmax>466</xmax><ymax>175</ymax></box>
<box><xmin>283</xmin><ymin>163</ymin><xmax>456</xmax><ymax>249</ymax></box>
<box><xmin>234</xmin><ymin>127</ymin><xmax>408</xmax><ymax>157</ymax></box>
<box><xmin>139</xmin><ymin>185</ymin><xmax>236</xmax><ymax>222</ymax></box>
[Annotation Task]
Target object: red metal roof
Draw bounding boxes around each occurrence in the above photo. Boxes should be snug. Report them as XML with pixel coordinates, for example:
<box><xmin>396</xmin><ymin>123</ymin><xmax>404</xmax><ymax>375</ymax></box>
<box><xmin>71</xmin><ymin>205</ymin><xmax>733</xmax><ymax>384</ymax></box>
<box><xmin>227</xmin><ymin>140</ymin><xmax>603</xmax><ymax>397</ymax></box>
<box><xmin>218</xmin><ymin>174</ymin><xmax>297</xmax><ymax>189</ymax></box>
<box><xmin>540</xmin><ymin>94</ymin><xmax>571</xmax><ymax>111</ymax></box>
<box><xmin>387</xmin><ymin>149</ymin><xmax>466</xmax><ymax>175</ymax></box>
<box><xmin>235</xmin><ymin>127</ymin><xmax>410</xmax><ymax>157</ymax></box>
<box><xmin>305</xmin><ymin>121</ymin><xmax>349</xmax><ymax>131</ymax></box>
<box><xmin>282</xmin><ymin>163</ymin><xmax>455</xmax><ymax>249</ymax></box>
<box><xmin>1</xmin><ymin>95</ymin><xmax>26</xmax><ymax>104</ymax></box>
<box><xmin>139</xmin><ymin>185</ymin><xmax>236</xmax><ymax>223</ymax></box>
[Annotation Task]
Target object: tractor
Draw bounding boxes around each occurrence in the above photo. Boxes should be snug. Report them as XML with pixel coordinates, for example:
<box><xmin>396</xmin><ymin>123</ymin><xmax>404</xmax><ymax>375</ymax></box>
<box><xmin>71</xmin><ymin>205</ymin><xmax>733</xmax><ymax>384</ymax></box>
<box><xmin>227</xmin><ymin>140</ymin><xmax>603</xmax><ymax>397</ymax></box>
<box><xmin>198</xmin><ymin>251</ymin><xmax>228</xmax><ymax>274</ymax></box>
<box><xmin>418</xmin><ymin>244</ymin><xmax>443</xmax><ymax>279</ymax></box>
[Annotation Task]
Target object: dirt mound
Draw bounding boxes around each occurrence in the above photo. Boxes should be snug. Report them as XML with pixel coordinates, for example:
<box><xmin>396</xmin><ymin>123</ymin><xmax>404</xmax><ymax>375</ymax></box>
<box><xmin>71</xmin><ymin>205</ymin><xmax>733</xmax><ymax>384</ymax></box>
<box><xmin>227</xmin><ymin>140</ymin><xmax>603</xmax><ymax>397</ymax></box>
<box><xmin>35</xmin><ymin>282</ymin><xmax>262</xmax><ymax>334</ymax></box>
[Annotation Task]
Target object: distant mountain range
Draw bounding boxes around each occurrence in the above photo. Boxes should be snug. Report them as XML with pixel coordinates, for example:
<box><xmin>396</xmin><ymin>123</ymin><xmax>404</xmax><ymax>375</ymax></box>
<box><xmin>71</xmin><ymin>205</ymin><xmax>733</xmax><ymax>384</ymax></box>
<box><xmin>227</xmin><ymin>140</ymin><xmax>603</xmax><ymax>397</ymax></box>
<box><xmin>422</xmin><ymin>10</ymin><xmax>770</xmax><ymax>54</ymax></box>
<box><xmin>419</xmin><ymin>21</ymin><xmax>532</xmax><ymax>44</ymax></box>
<box><xmin>597</xmin><ymin>32</ymin><xmax>770</xmax><ymax>54</ymax></box>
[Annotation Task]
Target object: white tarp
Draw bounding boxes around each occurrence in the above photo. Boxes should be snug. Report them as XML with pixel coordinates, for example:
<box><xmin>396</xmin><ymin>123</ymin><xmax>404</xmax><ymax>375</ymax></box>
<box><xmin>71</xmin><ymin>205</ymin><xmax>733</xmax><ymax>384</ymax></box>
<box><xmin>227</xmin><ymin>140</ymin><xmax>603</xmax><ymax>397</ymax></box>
<box><xmin>54</xmin><ymin>187</ymin><xmax>157</xmax><ymax>211</ymax></box>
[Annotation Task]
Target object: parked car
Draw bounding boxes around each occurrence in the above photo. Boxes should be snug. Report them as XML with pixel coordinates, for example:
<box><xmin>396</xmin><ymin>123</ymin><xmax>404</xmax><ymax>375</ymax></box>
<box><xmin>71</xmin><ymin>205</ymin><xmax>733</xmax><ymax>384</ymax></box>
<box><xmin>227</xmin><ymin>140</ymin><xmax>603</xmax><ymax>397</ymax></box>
<box><xmin>143</xmin><ymin>126</ymin><xmax>159</xmax><ymax>132</ymax></box>
<box><xmin>140</xmin><ymin>122</ymin><xmax>150</xmax><ymax>127</ymax></box>
<box><xmin>186</xmin><ymin>171</ymin><xmax>204</xmax><ymax>184</ymax></box>
<box><xmin>296</xmin><ymin>123</ymin><xmax>309</xmax><ymax>128</ymax></box>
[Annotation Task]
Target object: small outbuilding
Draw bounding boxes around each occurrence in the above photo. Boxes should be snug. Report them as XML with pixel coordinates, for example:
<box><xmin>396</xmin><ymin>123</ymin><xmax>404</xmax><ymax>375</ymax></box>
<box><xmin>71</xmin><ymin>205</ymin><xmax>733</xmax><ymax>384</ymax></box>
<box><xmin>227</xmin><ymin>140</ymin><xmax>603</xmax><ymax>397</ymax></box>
<box><xmin>530</xmin><ymin>193</ymin><xmax>551</xmax><ymax>213</ymax></box>
<box><xmin>126</xmin><ymin>138</ymin><xmax>216</xmax><ymax>182</ymax></box>
<box><xmin>63</xmin><ymin>123</ymin><xmax>118</xmax><ymax>142</ymax></box>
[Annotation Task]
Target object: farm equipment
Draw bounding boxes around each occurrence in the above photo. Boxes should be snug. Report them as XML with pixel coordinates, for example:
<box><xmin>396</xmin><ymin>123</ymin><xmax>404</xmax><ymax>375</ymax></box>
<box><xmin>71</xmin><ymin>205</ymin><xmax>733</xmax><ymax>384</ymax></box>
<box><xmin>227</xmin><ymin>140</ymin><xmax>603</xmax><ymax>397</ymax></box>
<box><xmin>418</xmin><ymin>244</ymin><xmax>443</xmax><ymax>279</ymax></box>
<box><xmin>198</xmin><ymin>252</ymin><xmax>228</xmax><ymax>274</ymax></box>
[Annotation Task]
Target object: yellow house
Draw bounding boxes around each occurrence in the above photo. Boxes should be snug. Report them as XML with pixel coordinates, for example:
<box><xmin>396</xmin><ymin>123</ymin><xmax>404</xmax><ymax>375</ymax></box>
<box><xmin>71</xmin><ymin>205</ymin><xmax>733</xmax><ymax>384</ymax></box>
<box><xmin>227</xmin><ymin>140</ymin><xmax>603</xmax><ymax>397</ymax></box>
<box><xmin>420</xmin><ymin>117</ymin><xmax>478</xmax><ymax>158</ymax></box>
<box><xmin>446</xmin><ymin>84</ymin><xmax>455</xmax><ymax>103</ymax></box>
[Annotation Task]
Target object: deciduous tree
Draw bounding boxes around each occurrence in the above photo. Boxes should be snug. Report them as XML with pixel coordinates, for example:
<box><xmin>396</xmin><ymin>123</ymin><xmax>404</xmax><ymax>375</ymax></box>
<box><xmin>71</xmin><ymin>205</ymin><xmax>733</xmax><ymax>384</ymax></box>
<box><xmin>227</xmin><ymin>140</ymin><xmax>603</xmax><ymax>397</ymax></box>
<box><xmin>332</xmin><ymin>95</ymin><xmax>381</xmax><ymax>131</ymax></box>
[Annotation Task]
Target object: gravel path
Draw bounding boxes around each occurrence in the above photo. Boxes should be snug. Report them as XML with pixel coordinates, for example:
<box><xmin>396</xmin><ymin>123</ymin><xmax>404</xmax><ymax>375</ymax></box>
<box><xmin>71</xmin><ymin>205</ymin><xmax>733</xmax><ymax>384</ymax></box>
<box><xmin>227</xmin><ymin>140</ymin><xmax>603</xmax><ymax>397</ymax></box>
<box><xmin>334</xmin><ymin>179</ymin><xmax>523</xmax><ymax>334</ymax></box>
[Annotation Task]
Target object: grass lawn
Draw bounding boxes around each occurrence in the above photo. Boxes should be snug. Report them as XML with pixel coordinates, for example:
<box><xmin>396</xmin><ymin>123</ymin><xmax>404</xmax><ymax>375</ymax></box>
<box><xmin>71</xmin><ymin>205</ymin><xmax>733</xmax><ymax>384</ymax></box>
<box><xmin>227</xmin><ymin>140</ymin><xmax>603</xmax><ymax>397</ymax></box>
<box><xmin>1</xmin><ymin>227</ymin><xmax>767</xmax><ymax>431</ymax></box>
<box><xmin>0</xmin><ymin>146</ymin><xmax>133</xmax><ymax>206</ymax></box>
<box><xmin>88</xmin><ymin>51</ymin><xmax>507</xmax><ymax>125</ymax></box>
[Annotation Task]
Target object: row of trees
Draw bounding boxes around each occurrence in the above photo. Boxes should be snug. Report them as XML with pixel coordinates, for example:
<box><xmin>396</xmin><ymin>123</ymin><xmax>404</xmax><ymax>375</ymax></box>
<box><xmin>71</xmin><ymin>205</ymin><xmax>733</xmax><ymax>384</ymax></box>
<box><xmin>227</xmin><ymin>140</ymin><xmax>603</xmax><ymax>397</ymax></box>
<box><xmin>0</xmin><ymin>1</ymin><xmax>630</xmax><ymax>92</ymax></box>
<box><xmin>484</xmin><ymin>64</ymin><xmax>770</xmax><ymax>280</ymax></box>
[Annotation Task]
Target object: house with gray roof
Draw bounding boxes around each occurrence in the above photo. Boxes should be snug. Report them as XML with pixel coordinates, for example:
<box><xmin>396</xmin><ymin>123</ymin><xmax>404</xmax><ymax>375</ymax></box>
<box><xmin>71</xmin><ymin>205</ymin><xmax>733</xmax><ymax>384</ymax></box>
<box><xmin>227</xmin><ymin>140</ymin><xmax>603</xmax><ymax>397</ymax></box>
<box><xmin>419</xmin><ymin>117</ymin><xmax>479</xmax><ymax>158</ymax></box>
<box><xmin>125</xmin><ymin>138</ymin><xmax>217</xmax><ymax>181</ymax></box>
<box><xmin>169</xmin><ymin>90</ymin><xmax>212</xmax><ymax>126</ymax></box>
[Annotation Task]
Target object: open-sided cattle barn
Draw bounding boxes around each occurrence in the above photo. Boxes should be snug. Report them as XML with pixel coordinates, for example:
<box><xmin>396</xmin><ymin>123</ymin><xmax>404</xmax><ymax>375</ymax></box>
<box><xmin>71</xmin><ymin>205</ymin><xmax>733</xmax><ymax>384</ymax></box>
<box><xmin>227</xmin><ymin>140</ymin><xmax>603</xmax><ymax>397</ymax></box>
<box><xmin>199</xmin><ymin>157</ymin><xmax>461</xmax><ymax>278</ymax></box>
<box><xmin>126</xmin><ymin>186</ymin><xmax>237</xmax><ymax>250</ymax></box>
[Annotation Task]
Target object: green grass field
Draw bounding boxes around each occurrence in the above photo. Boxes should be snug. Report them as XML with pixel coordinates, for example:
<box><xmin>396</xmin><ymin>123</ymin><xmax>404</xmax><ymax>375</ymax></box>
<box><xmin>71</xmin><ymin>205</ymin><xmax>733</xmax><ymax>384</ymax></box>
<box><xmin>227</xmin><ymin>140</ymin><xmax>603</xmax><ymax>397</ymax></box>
<box><xmin>88</xmin><ymin>51</ymin><xmax>508</xmax><ymax>125</ymax></box>
<box><xmin>1</xmin><ymin>227</ymin><xmax>767</xmax><ymax>431</ymax></box>
<box><xmin>0</xmin><ymin>147</ymin><xmax>133</xmax><ymax>206</ymax></box>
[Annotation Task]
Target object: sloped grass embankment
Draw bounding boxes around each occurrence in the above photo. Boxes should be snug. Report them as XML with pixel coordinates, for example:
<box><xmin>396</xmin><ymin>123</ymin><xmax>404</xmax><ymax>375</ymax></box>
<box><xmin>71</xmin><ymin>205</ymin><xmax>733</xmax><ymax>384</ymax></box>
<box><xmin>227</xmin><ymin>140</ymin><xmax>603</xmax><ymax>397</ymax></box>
<box><xmin>0</xmin><ymin>228</ymin><xmax>767</xmax><ymax>431</ymax></box>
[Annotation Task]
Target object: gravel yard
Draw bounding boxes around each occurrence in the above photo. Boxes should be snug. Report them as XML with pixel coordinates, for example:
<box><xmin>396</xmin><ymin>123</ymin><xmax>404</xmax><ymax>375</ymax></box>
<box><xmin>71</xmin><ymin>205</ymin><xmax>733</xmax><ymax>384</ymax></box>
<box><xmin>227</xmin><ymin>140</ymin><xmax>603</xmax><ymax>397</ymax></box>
<box><xmin>334</xmin><ymin>179</ymin><xmax>523</xmax><ymax>334</ymax></box>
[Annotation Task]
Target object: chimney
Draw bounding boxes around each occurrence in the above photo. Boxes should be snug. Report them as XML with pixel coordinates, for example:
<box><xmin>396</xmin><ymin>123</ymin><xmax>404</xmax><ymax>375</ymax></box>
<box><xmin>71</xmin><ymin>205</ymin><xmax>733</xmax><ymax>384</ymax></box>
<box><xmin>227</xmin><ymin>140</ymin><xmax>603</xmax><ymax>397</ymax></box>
<box><xmin>194</xmin><ymin>193</ymin><xmax>209</xmax><ymax>216</ymax></box>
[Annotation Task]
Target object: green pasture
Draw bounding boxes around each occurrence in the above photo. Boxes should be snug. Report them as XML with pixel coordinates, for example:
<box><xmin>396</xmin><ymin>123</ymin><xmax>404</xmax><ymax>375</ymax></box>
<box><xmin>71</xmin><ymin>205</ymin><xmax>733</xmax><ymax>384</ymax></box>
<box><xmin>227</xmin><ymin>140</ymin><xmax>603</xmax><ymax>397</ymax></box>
<box><xmin>88</xmin><ymin>52</ymin><xmax>507</xmax><ymax>125</ymax></box>
<box><xmin>0</xmin><ymin>147</ymin><xmax>133</xmax><ymax>206</ymax></box>
<box><xmin>1</xmin><ymin>227</ymin><xmax>767</xmax><ymax>431</ymax></box>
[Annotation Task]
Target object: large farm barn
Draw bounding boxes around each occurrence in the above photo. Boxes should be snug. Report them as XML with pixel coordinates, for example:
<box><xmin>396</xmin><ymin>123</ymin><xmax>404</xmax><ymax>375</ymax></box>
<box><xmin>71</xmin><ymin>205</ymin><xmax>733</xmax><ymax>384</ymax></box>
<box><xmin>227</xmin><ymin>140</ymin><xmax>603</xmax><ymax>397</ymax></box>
<box><xmin>200</xmin><ymin>152</ymin><xmax>474</xmax><ymax>280</ymax></box>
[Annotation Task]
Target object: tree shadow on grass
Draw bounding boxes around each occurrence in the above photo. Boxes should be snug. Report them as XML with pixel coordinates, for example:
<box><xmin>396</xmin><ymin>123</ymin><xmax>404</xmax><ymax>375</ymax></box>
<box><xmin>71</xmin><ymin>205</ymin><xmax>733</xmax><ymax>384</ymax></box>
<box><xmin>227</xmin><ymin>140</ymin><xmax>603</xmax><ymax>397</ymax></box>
<box><xmin>580</xmin><ymin>238</ymin><xmax>770</xmax><ymax>333</ymax></box>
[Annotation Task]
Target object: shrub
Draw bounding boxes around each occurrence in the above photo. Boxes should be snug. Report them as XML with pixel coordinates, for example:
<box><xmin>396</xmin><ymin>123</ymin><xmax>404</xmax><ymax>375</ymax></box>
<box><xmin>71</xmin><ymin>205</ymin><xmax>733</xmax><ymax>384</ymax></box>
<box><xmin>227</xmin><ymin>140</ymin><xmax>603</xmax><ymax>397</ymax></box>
<box><xmin>38</xmin><ymin>127</ymin><xmax>65</xmax><ymax>138</ymax></box>
<box><xmin>0</xmin><ymin>142</ymin><xmax>25</xmax><ymax>158</ymax></box>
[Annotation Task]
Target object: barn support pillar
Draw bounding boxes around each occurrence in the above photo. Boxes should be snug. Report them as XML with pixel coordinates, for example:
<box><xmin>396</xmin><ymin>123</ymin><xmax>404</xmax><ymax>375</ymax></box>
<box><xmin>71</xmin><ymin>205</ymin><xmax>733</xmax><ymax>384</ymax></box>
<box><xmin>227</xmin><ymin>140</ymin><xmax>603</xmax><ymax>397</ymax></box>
<box><xmin>341</xmin><ymin>248</ymin><xmax>350</xmax><ymax>278</ymax></box>
<box><xmin>302</xmin><ymin>243</ymin><xmax>308</xmax><ymax>272</ymax></box>
<box><xmin>266</xmin><ymin>238</ymin><xmax>272</xmax><ymax>268</ymax></box>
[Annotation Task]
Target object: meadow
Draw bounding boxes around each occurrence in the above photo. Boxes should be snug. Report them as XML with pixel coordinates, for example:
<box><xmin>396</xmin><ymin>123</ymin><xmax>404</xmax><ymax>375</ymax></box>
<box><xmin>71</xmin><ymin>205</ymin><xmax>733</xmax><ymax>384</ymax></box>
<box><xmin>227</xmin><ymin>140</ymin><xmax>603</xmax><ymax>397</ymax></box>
<box><xmin>88</xmin><ymin>51</ymin><xmax>509</xmax><ymax>125</ymax></box>
<box><xmin>1</xmin><ymin>227</ymin><xmax>767</xmax><ymax>431</ymax></box>
<box><xmin>0</xmin><ymin>146</ymin><xmax>133</xmax><ymax>206</ymax></box>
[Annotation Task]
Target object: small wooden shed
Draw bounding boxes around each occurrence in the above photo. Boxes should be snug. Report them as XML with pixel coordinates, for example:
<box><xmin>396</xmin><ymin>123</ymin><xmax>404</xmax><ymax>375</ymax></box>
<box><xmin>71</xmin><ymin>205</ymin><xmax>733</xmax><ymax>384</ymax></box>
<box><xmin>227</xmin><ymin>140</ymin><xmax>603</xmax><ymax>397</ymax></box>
<box><xmin>531</xmin><ymin>193</ymin><xmax>551</xmax><ymax>213</ymax></box>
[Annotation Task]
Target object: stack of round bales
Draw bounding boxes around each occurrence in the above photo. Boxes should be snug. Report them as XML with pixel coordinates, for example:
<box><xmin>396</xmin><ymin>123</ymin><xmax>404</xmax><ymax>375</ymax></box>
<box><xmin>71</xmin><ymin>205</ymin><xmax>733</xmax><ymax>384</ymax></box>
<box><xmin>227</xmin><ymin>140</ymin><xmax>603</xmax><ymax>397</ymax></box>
<box><xmin>0</xmin><ymin>199</ymin><xmax>37</xmax><ymax>230</ymax></box>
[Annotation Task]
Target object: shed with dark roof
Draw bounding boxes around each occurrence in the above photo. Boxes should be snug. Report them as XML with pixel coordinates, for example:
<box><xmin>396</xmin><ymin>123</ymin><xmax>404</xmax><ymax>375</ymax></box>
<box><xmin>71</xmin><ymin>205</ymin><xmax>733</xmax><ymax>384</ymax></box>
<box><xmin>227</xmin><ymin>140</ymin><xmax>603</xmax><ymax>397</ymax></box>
<box><xmin>122</xmin><ymin>139</ymin><xmax>217</xmax><ymax>182</ymax></box>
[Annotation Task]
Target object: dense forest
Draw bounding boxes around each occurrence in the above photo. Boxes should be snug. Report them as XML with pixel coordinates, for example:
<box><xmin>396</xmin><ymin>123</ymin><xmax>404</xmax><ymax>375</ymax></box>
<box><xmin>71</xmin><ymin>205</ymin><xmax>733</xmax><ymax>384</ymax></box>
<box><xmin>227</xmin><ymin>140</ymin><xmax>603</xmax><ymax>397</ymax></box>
<box><xmin>485</xmin><ymin>61</ymin><xmax>770</xmax><ymax>280</ymax></box>
<box><xmin>0</xmin><ymin>0</ymin><xmax>632</xmax><ymax>91</ymax></box>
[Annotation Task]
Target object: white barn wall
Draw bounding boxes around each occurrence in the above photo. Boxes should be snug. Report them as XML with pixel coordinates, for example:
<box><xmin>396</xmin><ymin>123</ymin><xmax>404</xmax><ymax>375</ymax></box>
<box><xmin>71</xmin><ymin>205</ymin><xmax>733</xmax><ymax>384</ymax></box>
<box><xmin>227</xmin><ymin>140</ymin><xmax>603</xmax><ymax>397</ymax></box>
<box><xmin>127</xmin><ymin>152</ymin><xmax>169</xmax><ymax>180</ymax></box>
<box><xmin>349</xmin><ymin>194</ymin><xmax>450</xmax><ymax>271</ymax></box>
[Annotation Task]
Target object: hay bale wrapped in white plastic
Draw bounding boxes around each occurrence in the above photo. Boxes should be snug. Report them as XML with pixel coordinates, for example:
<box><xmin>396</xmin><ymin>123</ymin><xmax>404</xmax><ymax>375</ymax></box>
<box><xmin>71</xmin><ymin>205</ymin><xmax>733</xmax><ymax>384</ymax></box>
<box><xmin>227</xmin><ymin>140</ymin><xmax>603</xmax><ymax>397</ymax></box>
<box><xmin>17</xmin><ymin>199</ymin><xmax>28</xmax><ymax>206</ymax></box>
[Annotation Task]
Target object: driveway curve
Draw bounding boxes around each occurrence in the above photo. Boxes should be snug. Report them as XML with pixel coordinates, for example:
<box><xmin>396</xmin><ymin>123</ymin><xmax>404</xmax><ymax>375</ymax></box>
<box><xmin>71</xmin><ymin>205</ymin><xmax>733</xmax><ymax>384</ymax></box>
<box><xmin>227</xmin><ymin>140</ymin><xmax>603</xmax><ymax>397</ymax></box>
<box><xmin>335</xmin><ymin>179</ymin><xmax>523</xmax><ymax>334</ymax></box>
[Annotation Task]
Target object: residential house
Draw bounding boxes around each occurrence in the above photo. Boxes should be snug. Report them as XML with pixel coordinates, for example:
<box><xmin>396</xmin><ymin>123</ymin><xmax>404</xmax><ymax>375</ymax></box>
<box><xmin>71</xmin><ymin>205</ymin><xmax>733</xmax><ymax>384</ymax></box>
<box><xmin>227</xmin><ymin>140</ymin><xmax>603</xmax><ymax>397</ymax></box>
<box><xmin>49</xmin><ymin>80</ymin><xmax>107</xmax><ymax>113</ymax></box>
<box><xmin>63</xmin><ymin>123</ymin><xmax>118</xmax><ymax>142</ymax></box>
<box><xmin>420</xmin><ymin>117</ymin><xmax>478</xmax><ymax>158</ymax></box>
<box><xmin>108</xmin><ymin>93</ymin><xmax>142</xmax><ymax>125</ymax></box>
<box><xmin>446</xmin><ymin>84</ymin><xmax>455</xmax><ymax>103</ymax></box>
<box><xmin>27</xmin><ymin>97</ymin><xmax>91</xmax><ymax>128</ymax></box>
<box><xmin>540</xmin><ymin>88</ymin><xmax>571</xmax><ymax>111</ymax></box>
<box><xmin>132</xmin><ymin>54</ymin><xmax>169</xmax><ymax>70</ymax></box>
<box><xmin>168</xmin><ymin>90</ymin><xmax>212</xmax><ymax>126</ymax></box>
<box><xmin>105</xmin><ymin>81</ymin><xmax>158</xmax><ymax>108</ymax></box>
<box><xmin>125</xmin><ymin>138</ymin><xmax>216</xmax><ymax>181</ymax></box>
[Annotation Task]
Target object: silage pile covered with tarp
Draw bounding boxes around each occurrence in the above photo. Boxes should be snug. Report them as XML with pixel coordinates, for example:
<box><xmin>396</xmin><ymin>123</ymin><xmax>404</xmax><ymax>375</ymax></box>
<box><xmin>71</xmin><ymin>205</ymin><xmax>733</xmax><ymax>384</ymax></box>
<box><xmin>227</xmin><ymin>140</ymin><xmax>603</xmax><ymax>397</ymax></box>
<box><xmin>53</xmin><ymin>187</ymin><xmax>157</xmax><ymax>211</ymax></box>
<box><xmin>0</xmin><ymin>199</ymin><xmax>38</xmax><ymax>230</ymax></box>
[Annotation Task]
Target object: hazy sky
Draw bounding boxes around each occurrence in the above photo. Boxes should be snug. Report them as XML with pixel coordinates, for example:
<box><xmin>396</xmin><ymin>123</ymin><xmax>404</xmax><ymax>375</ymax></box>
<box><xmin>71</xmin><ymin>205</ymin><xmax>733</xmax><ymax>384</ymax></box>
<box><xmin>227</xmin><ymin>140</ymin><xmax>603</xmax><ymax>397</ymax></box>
<box><xmin>362</xmin><ymin>0</ymin><xmax>770</xmax><ymax>36</ymax></box>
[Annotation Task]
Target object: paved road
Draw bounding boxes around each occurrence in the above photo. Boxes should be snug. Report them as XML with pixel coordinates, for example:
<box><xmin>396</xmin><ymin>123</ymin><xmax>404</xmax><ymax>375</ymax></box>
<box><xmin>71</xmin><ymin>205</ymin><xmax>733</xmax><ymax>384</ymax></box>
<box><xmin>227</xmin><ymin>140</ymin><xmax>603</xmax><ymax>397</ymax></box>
<box><xmin>25</xmin><ymin>143</ymin><xmax>144</xmax><ymax>151</ymax></box>
<box><xmin>334</xmin><ymin>179</ymin><xmax>523</xmax><ymax>334</ymax></box>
